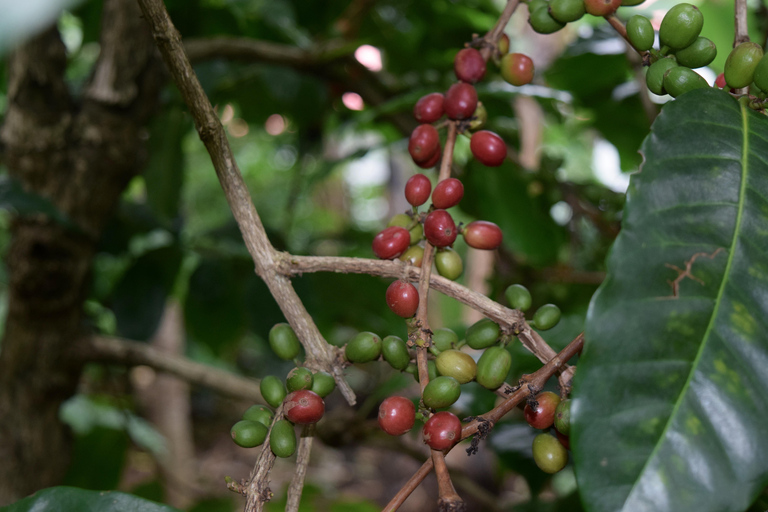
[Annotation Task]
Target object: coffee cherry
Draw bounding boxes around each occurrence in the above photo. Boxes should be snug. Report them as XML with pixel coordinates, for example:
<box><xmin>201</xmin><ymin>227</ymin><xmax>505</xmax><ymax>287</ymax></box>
<box><xmin>387</xmin><ymin>213</ymin><xmax>422</xmax><ymax>245</ymax></box>
<box><xmin>345</xmin><ymin>331</ymin><xmax>382</xmax><ymax>363</ymax></box>
<box><xmin>583</xmin><ymin>0</ymin><xmax>621</xmax><ymax>17</ymax></box>
<box><xmin>529</xmin><ymin>6</ymin><xmax>565</xmax><ymax>34</ymax></box>
<box><xmin>725</xmin><ymin>42</ymin><xmax>764</xmax><ymax>89</ymax></box>
<box><xmin>556</xmin><ymin>429</ymin><xmax>571</xmax><ymax>450</ymax></box>
<box><xmin>626</xmin><ymin>15</ymin><xmax>654</xmax><ymax>52</ymax></box>
<box><xmin>404</xmin><ymin>173</ymin><xmax>432</xmax><ymax>207</ymax></box>
<box><xmin>532</xmin><ymin>304</ymin><xmax>561</xmax><ymax>330</ymax></box>
<box><xmin>231</xmin><ymin>420</ymin><xmax>268</xmax><ymax>448</ymax></box>
<box><xmin>423</xmin><ymin>411</ymin><xmax>462</xmax><ymax>450</ymax></box>
<box><xmin>408</xmin><ymin>360</ymin><xmax>440</xmax><ymax>382</ymax></box>
<box><xmin>386</xmin><ymin>280</ymin><xmax>419</xmax><ymax>318</ymax></box>
<box><xmin>463</xmin><ymin>220</ymin><xmax>503</xmax><ymax>250</ymax></box>
<box><xmin>444</xmin><ymin>82</ymin><xmax>478</xmax><ymax>120</ymax></box>
<box><xmin>379</xmin><ymin>396</ymin><xmax>416</xmax><ymax>436</ymax></box>
<box><xmin>269</xmin><ymin>323</ymin><xmax>301</xmax><ymax>360</ymax></box>
<box><xmin>646</xmin><ymin>57</ymin><xmax>678</xmax><ymax>95</ymax></box>
<box><xmin>434</xmin><ymin>248</ymin><xmax>463</xmax><ymax>280</ymax></box>
<box><xmin>310</xmin><ymin>371</ymin><xmax>336</xmax><ymax>398</ymax></box>
<box><xmin>399</xmin><ymin>245</ymin><xmax>424</xmax><ymax>267</ymax></box>
<box><xmin>505</xmin><ymin>284</ymin><xmax>532</xmax><ymax>311</ymax></box>
<box><xmin>454</xmin><ymin>48</ymin><xmax>486</xmax><ymax>83</ymax></box>
<box><xmin>466</xmin><ymin>317</ymin><xmax>501</xmax><ymax>350</ymax></box>
<box><xmin>372</xmin><ymin>226</ymin><xmax>411</xmax><ymax>259</ymax></box>
<box><xmin>382</xmin><ymin>335</ymin><xmax>411</xmax><ymax>370</ymax></box>
<box><xmin>424</xmin><ymin>210</ymin><xmax>458</xmax><ymax>247</ymax></box>
<box><xmin>715</xmin><ymin>72</ymin><xmax>727</xmax><ymax>89</ymax></box>
<box><xmin>409</xmin><ymin>124</ymin><xmax>440</xmax><ymax>164</ymax></box>
<box><xmin>286</xmin><ymin>366</ymin><xmax>313</xmax><ymax>392</ymax></box>
<box><xmin>270</xmin><ymin>419</ymin><xmax>297</xmax><ymax>458</ymax></box>
<box><xmin>260</xmin><ymin>375</ymin><xmax>287</xmax><ymax>409</ymax></box>
<box><xmin>555</xmin><ymin>399</ymin><xmax>571</xmax><ymax>436</ymax></box>
<box><xmin>497</xmin><ymin>34</ymin><xmax>510</xmax><ymax>55</ymax></box>
<box><xmin>432</xmin><ymin>327</ymin><xmax>459</xmax><ymax>352</ymax></box>
<box><xmin>754</xmin><ymin>54</ymin><xmax>768</xmax><ymax>92</ymax></box>
<box><xmin>524</xmin><ymin>391</ymin><xmax>561</xmax><ymax>429</ymax></box>
<box><xmin>500</xmin><ymin>53</ymin><xmax>534</xmax><ymax>87</ymax></box>
<box><xmin>468</xmin><ymin>101</ymin><xmax>488</xmax><ymax>131</ymax></box>
<box><xmin>549</xmin><ymin>0</ymin><xmax>585</xmax><ymax>23</ymax></box>
<box><xmin>414</xmin><ymin>92</ymin><xmax>445</xmax><ymax>124</ymax></box>
<box><xmin>532</xmin><ymin>433</ymin><xmax>568</xmax><ymax>473</ymax></box>
<box><xmin>675</xmin><ymin>37</ymin><xmax>717</xmax><ymax>69</ymax></box>
<box><xmin>476</xmin><ymin>346</ymin><xmax>512</xmax><ymax>390</ymax></box>
<box><xmin>659</xmin><ymin>3</ymin><xmax>703</xmax><ymax>50</ymax></box>
<box><xmin>662</xmin><ymin>67</ymin><xmax>709</xmax><ymax>98</ymax></box>
<box><xmin>416</xmin><ymin>146</ymin><xmax>442</xmax><ymax>169</ymax></box>
<box><xmin>284</xmin><ymin>390</ymin><xmax>325</xmax><ymax>425</ymax></box>
<box><xmin>242</xmin><ymin>405</ymin><xmax>273</xmax><ymax>427</ymax></box>
<box><xmin>432</xmin><ymin>178</ymin><xmax>464</xmax><ymax>209</ymax></box>
<box><xmin>470</xmin><ymin>131</ymin><xmax>506</xmax><ymax>167</ymax></box>
<box><xmin>435</xmin><ymin>349</ymin><xmax>477</xmax><ymax>384</ymax></box>
<box><xmin>423</xmin><ymin>376</ymin><xmax>462</xmax><ymax>409</ymax></box>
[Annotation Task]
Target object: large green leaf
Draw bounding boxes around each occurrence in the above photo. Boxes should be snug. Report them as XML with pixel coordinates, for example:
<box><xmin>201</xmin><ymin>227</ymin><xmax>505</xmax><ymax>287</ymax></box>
<box><xmin>572</xmin><ymin>88</ymin><xmax>768</xmax><ymax>511</ymax></box>
<box><xmin>0</xmin><ymin>486</ymin><xmax>178</xmax><ymax>512</ymax></box>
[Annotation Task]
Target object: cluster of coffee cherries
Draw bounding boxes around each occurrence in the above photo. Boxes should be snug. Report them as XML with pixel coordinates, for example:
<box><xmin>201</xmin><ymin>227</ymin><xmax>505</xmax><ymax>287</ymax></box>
<box><xmin>526</xmin><ymin>0</ymin><xmax>635</xmax><ymax>35</ymax></box>
<box><xmin>525</xmin><ymin>391</ymin><xmax>572</xmax><ymax>474</ymax></box>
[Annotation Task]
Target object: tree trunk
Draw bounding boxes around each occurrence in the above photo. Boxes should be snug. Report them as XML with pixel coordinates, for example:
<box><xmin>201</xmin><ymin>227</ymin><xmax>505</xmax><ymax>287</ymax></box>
<box><xmin>0</xmin><ymin>0</ymin><xmax>164</xmax><ymax>503</ymax></box>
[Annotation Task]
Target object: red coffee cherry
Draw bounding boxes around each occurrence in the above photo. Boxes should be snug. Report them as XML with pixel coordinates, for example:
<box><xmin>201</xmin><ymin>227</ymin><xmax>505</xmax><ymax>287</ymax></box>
<box><xmin>463</xmin><ymin>220</ymin><xmax>502</xmax><ymax>250</ymax></box>
<box><xmin>556</xmin><ymin>429</ymin><xmax>570</xmax><ymax>451</ymax></box>
<box><xmin>385</xmin><ymin>280</ymin><xmax>419</xmax><ymax>318</ymax></box>
<box><xmin>379</xmin><ymin>396</ymin><xmax>416</xmax><ymax>436</ymax></box>
<box><xmin>500</xmin><ymin>53</ymin><xmax>534</xmax><ymax>86</ymax></box>
<box><xmin>422</xmin><ymin>411</ymin><xmax>462</xmax><ymax>450</ymax></box>
<box><xmin>283</xmin><ymin>390</ymin><xmax>325</xmax><ymax>425</ymax></box>
<box><xmin>372</xmin><ymin>226</ymin><xmax>411</xmax><ymax>259</ymax></box>
<box><xmin>416</xmin><ymin>143</ymin><xmax>442</xmax><ymax>169</ymax></box>
<box><xmin>470</xmin><ymin>130</ymin><xmax>506</xmax><ymax>167</ymax></box>
<box><xmin>431</xmin><ymin>178</ymin><xmax>464</xmax><ymax>209</ymax></box>
<box><xmin>424</xmin><ymin>210</ymin><xmax>457</xmax><ymax>247</ymax></box>
<box><xmin>408</xmin><ymin>124</ymin><xmax>440</xmax><ymax>164</ymax></box>
<box><xmin>524</xmin><ymin>391</ymin><xmax>561</xmax><ymax>429</ymax></box>
<box><xmin>584</xmin><ymin>0</ymin><xmax>621</xmax><ymax>16</ymax></box>
<box><xmin>444</xmin><ymin>82</ymin><xmax>478</xmax><ymax>120</ymax></box>
<box><xmin>414</xmin><ymin>92</ymin><xmax>445</xmax><ymax>124</ymax></box>
<box><xmin>404</xmin><ymin>174</ymin><xmax>432</xmax><ymax>207</ymax></box>
<box><xmin>715</xmin><ymin>72</ymin><xmax>727</xmax><ymax>89</ymax></box>
<box><xmin>454</xmin><ymin>48</ymin><xmax>486</xmax><ymax>83</ymax></box>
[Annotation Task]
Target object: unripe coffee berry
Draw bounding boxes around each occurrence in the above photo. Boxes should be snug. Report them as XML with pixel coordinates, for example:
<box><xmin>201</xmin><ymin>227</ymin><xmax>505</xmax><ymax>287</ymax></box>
<box><xmin>385</xmin><ymin>280</ymin><xmax>419</xmax><ymax>318</ymax></box>
<box><xmin>659</xmin><ymin>3</ymin><xmax>703</xmax><ymax>50</ymax></box>
<box><xmin>463</xmin><ymin>220</ymin><xmax>503</xmax><ymax>250</ymax></box>
<box><xmin>269</xmin><ymin>323</ymin><xmax>301</xmax><ymax>360</ymax></box>
<box><xmin>379</xmin><ymin>396</ymin><xmax>416</xmax><ymax>436</ymax></box>
<box><xmin>286</xmin><ymin>366</ymin><xmax>313</xmax><ymax>392</ymax></box>
<box><xmin>434</xmin><ymin>248</ymin><xmax>463</xmax><ymax>280</ymax></box>
<box><xmin>435</xmin><ymin>349</ymin><xmax>476</xmax><ymax>384</ymax></box>
<box><xmin>532</xmin><ymin>304</ymin><xmax>561</xmax><ymax>330</ymax></box>
<box><xmin>372</xmin><ymin>226</ymin><xmax>410</xmax><ymax>259</ymax></box>
<box><xmin>399</xmin><ymin>245</ymin><xmax>424</xmax><ymax>267</ymax></box>
<box><xmin>532</xmin><ymin>433</ymin><xmax>568</xmax><ymax>473</ymax></box>
<box><xmin>345</xmin><ymin>331</ymin><xmax>382</xmax><ymax>363</ymax></box>
<box><xmin>500</xmin><ymin>53</ymin><xmax>534</xmax><ymax>87</ymax></box>
<box><xmin>408</xmin><ymin>124</ymin><xmax>440</xmax><ymax>164</ymax></box>
<box><xmin>404</xmin><ymin>174</ymin><xmax>432</xmax><ymax>207</ymax></box>
<box><xmin>423</xmin><ymin>411</ymin><xmax>462</xmax><ymax>450</ymax></box>
<box><xmin>431</xmin><ymin>178</ymin><xmax>464</xmax><ymax>209</ymax></box>
<box><xmin>231</xmin><ymin>420</ymin><xmax>268</xmax><ymax>448</ymax></box>
<box><xmin>283</xmin><ymin>390</ymin><xmax>325</xmax><ymax>425</ymax></box>
<box><xmin>470</xmin><ymin>131</ymin><xmax>506</xmax><ymax>167</ymax></box>
<box><xmin>413</xmin><ymin>92</ymin><xmax>444</xmax><ymax>124</ymax></box>
<box><xmin>444</xmin><ymin>82</ymin><xmax>478</xmax><ymax>120</ymax></box>
<box><xmin>454</xmin><ymin>48</ymin><xmax>486</xmax><ymax>83</ymax></box>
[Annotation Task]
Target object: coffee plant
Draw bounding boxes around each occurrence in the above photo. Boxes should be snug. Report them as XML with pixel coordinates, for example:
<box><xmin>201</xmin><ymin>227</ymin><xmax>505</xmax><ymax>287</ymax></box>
<box><xmin>1</xmin><ymin>0</ymin><xmax>767</xmax><ymax>511</ymax></box>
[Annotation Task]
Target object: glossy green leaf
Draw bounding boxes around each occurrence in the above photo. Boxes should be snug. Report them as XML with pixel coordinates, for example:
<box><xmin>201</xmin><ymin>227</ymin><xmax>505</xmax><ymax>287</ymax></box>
<box><xmin>573</xmin><ymin>89</ymin><xmax>768</xmax><ymax>512</ymax></box>
<box><xmin>1</xmin><ymin>486</ymin><xmax>179</xmax><ymax>512</ymax></box>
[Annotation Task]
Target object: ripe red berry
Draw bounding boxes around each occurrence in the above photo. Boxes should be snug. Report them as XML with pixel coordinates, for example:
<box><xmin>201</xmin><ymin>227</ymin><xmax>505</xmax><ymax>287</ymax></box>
<box><xmin>372</xmin><ymin>226</ymin><xmax>411</xmax><ymax>259</ymax></box>
<box><xmin>431</xmin><ymin>178</ymin><xmax>464</xmax><ymax>209</ymax></box>
<box><xmin>470</xmin><ymin>130</ymin><xmax>506</xmax><ymax>167</ymax></box>
<box><xmin>404</xmin><ymin>174</ymin><xmax>432</xmax><ymax>207</ymax></box>
<box><xmin>500</xmin><ymin>53</ymin><xmax>534</xmax><ymax>86</ymax></box>
<box><xmin>424</xmin><ymin>210</ymin><xmax>457</xmax><ymax>247</ymax></box>
<box><xmin>422</xmin><ymin>411</ymin><xmax>462</xmax><ymax>450</ymax></box>
<box><xmin>524</xmin><ymin>391</ymin><xmax>561</xmax><ymax>429</ymax></box>
<box><xmin>556</xmin><ymin>429</ymin><xmax>570</xmax><ymax>450</ymax></box>
<box><xmin>444</xmin><ymin>82</ymin><xmax>478</xmax><ymax>120</ymax></box>
<box><xmin>462</xmin><ymin>220</ymin><xmax>503</xmax><ymax>250</ymax></box>
<box><xmin>408</xmin><ymin>124</ymin><xmax>440</xmax><ymax>164</ymax></box>
<box><xmin>283</xmin><ymin>390</ymin><xmax>325</xmax><ymax>425</ymax></box>
<box><xmin>454</xmin><ymin>48</ymin><xmax>486</xmax><ymax>83</ymax></box>
<box><xmin>416</xmin><ymin>146</ymin><xmax>441</xmax><ymax>169</ymax></box>
<box><xmin>385</xmin><ymin>280</ymin><xmax>419</xmax><ymax>318</ymax></box>
<box><xmin>584</xmin><ymin>0</ymin><xmax>621</xmax><ymax>16</ymax></box>
<box><xmin>379</xmin><ymin>396</ymin><xmax>416</xmax><ymax>436</ymax></box>
<box><xmin>715</xmin><ymin>72</ymin><xmax>726</xmax><ymax>89</ymax></box>
<box><xmin>414</xmin><ymin>92</ymin><xmax>445</xmax><ymax>124</ymax></box>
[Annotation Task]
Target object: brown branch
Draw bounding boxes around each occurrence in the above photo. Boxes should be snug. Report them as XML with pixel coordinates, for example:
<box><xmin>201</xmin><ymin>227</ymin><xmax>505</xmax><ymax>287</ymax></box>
<box><xmin>286</xmin><ymin>424</ymin><xmax>315</xmax><ymax>512</ymax></box>
<box><xmin>735</xmin><ymin>0</ymin><xmax>749</xmax><ymax>46</ymax></box>
<box><xmin>480</xmin><ymin>0</ymin><xmax>521</xmax><ymax>59</ymax></box>
<box><xmin>244</xmin><ymin>405</ymin><xmax>283</xmax><ymax>512</ymax></box>
<box><xmin>433</xmin><ymin>450</ymin><xmax>465</xmax><ymax>512</ymax></box>
<box><xmin>136</xmin><ymin>0</ymin><xmax>355</xmax><ymax>406</ymax></box>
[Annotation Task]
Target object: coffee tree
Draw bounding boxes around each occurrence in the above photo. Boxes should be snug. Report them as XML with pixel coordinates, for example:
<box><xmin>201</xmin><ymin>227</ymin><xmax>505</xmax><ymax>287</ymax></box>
<box><xmin>1</xmin><ymin>0</ymin><xmax>767</xmax><ymax>511</ymax></box>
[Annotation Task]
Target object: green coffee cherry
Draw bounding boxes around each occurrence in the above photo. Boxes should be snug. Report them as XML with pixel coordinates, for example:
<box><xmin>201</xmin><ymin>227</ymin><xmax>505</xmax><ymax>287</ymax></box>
<box><xmin>548</xmin><ymin>0</ymin><xmax>584</xmax><ymax>23</ymax></box>
<box><xmin>529</xmin><ymin>6</ymin><xmax>565</xmax><ymax>34</ymax></box>
<box><xmin>435</xmin><ymin>249</ymin><xmax>463</xmax><ymax>280</ymax></box>
<box><xmin>658</xmin><ymin>3</ymin><xmax>703</xmax><ymax>50</ymax></box>
<box><xmin>753</xmin><ymin>53</ymin><xmax>768</xmax><ymax>93</ymax></box>
<box><xmin>724</xmin><ymin>42</ymin><xmax>764</xmax><ymax>89</ymax></box>
<box><xmin>435</xmin><ymin>349</ymin><xmax>477</xmax><ymax>384</ymax></box>
<box><xmin>555</xmin><ymin>399</ymin><xmax>571</xmax><ymax>436</ymax></box>
<box><xmin>260</xmin><ymin>375</ymin><xmax>287</xmax><ymax>409</ymax></box>
<box><xmin>286</xmin><ymin>367</ymin><xmax>313</xmax><ymax>392</ymax></box>
<box><xmin>242</xmin><ymin>405</ymin><xmax>273</xmax><ymax>426</ymax></box>
<box><xmin>382</xmin><ymin>335</ymin><xmax>411</xmax><ymax>371</ymax></box>
<box><xmin>532</xmin><ymin>433</ymin><xmax>568</xmax><ymax>473</ymax></box>
<box><xmin>468</xmin><ymin>101</ymin><xmax>488</xmax><ymax>132</ymax></box>
<box><xmin>662</xmin><ymin>67</ymin><xmax>709</xmax><ymax>98</ymax></box>
<box><xmin>626</xmin><ymin>15</ymin><xmax>654</xmax><ymax>52</ymax></box>
<box><xmin>231</xmin><ymin>420</ymin><xmax>268</xmax><ymax>448</ymax></box>
<box><xmin>422</xmin><ymin>376</ymin><xmax>462</xmax><ymax>409</ymax></box>
<box><xmin>345</xmin><ymin>331</ymin><xmax>382</xmax><ymax>363</ymax></box>
<box><xmin>406</xmin><ymin>360</ymin><xmax>439</xmax><ymax>382</ymax></box>
<box><xmin>621</xmin><ymin>0</ymin><xmax>645</xmax><ymax>5</ymax></box>
<box><xmin>466</xmin><ymin>318</ymin><xmax>501</xmax><ymax>350</ymax></box>
<box><xmin>646</xmin><ymin>57</ymin><xmax>678</xmax><ymax>95</ymax></box>
<box><xmin>532</xmin><ymin>304</ymin><xmax>561</xmax><ymax>331</ymax></box>
<box><xmin>310</xmin><ymin>371</ymin><xmax>336</xmax><ymax>398</ymax></box>
<box><xmin>505</xmin><ymin>284</ymin><xmax>532</xmax><ymax>311</ymax></box>
<box><xmin>432</xmin><ymin>328</ymin><xmax>459</xmax><ymax>352</ymax></box>
<box><xmin>527</xmin><ymin>0</ymin><xmax>548</xmax><ymax>14</ymax></box>
<box><xmin>476</xmin><ymin>346</ymin><xmax>512</xmax><ymax>390</ymax></box>
<box><xmin>269</xmin><ymin>323</ymin><xmax>301</xmax><ymax>361</ymax></box>
<box><xmin>388</xmin><ymin>213</ymin><xmax>422</xmax><ymax>245</ymax></box>
<box><xmin>674</xmin><ymin>37</ymin><xmax>717</xmax><ymax>68</ymax></box>
<box><xmin>270</xmin><ymin>419</ymin><xmax>297</xmax><ymax>458</ymax></box>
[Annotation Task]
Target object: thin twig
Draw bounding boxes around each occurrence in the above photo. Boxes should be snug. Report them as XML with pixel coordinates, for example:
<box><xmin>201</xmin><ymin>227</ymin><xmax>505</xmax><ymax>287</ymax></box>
<box><xmin>244</xmin><ymin>405</ymin><xmax>283</xmax><ymax>512</ymax></box>
<box><xmin>480</xmin><ymin>0</ymin><xmax>521</xmax><ymax>59</ymax></box>
<box><xmin>734</xmin><ymin>0</ymin><xmax>749</xmax><ymax>46</ymax></box>
<box><xmin>286</xmin><ymin>424</ymin><xmax>315</xmax><ymax>512</ymax></box>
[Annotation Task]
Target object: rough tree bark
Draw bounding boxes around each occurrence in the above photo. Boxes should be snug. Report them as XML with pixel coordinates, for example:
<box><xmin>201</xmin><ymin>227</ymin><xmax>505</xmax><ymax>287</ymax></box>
<box><xmin>0</xmin><ymin>0</ymin><xmax>164</xmax><ymax>503</ymax></box>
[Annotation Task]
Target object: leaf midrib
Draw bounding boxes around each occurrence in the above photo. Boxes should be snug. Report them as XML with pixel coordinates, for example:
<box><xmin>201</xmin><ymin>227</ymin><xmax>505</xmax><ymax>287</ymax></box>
<box><xmin>620</xmin><ymin>100</ymin><xmax>751</xmax><ymax>509</ymax></box>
